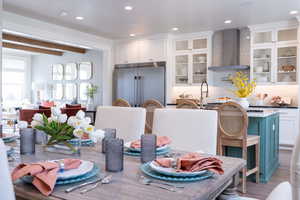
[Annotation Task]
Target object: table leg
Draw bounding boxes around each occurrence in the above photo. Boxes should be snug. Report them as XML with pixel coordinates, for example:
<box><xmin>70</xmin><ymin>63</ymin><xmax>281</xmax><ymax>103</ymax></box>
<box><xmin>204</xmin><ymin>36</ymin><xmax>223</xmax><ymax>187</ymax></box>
<box><xmin>217</xmin><ymin>173</ymin><xmax>240</xmax><ymax>200</ymax></box>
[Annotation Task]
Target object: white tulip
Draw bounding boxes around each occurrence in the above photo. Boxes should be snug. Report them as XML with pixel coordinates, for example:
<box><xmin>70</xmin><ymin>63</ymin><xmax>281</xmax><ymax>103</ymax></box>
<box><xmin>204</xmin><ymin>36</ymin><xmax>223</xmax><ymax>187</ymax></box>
<box><xmin>84</xmin><ymin>125</ymin><xmax>95</xmax><ymax>134</ymax></box>
<box><xmin>73</xmin><ymin>128</ymin><xmax>84</xmax><ymax>138</ymax></box>
<box><xmin>18</xmin><ymin>121</ymin><xmax>28</xmax><ymax>129</ymax></box>
<box><xmin>51</xmin><ymin>107</ymin><xmax>61</xmax><ymax>117</ymax></box>
<box><xmin>33</xmin><ymin>113</ymin><xmax>43</xmax><ymax>123</ymax></box>
<box><xmin>89</xmin><ymin>129</ymin><xmax>105</xmax><ymax>143</ymax></box>
<box><xmin>76</xmin><ymin>110</ymin><xmax>85</xmax><ymax>120</ymax></box>
<box><xmin>48</xmin><ymin>116</ymin><xmax>58</xmax><ymax>123</ymax></box>
<box><xmin>67</xmin><ymin>116</ymin><xmax>77</xmax><ymax>127</ymax></box>
<box><xmin>31</xmin><ymin>120</ymin><xmax>42</xmax><ymax>128</ymax></box>
<box><xmin>84</xmin><ymin>117</ymin><xmax>91</xmax><ymax>125</ymax></box>
<box><xmin>58</xmin><ymin>114</ymin><xmax>68</xmax><ymax>123</ymax></box>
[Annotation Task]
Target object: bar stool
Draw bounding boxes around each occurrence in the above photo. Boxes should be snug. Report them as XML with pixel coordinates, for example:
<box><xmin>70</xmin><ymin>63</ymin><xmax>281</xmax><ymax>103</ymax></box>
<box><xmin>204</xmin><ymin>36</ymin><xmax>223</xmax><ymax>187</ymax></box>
<box><xmin>218</xmin><ymin>102</ymin><xmax>260</xmax><ymax>194</ymax></box>
<box><xmin>176</xmin><ymin>99</ymin><xmax>199</xmax><ymax>109</ymax></box>
<box><xmin>142</xmin><ymin>99</ymin><xmax>164</xmax><ymax>134</ymax></box>
<box><xmin>112</xmin><ymin>98</ymin><xmax>131</xmax><ymax>107</ymax></box>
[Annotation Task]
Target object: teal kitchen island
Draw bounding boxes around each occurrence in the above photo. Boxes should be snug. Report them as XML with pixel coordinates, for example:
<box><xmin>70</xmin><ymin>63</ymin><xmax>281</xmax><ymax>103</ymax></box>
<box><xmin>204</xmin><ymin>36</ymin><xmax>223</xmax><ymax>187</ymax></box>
<box><xmin>225</xmin><ymin>110</ymin><xmax>279</xmax><ymax>183</ymax></box>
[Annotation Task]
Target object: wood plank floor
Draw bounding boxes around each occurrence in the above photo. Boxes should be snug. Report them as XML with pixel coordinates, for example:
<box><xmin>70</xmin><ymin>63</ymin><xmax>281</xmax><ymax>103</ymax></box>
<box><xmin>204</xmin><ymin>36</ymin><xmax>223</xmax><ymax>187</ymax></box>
<box><xmin>240</xmin><ymin>150</ymin><xmax>291</xmax><ymax>199</ymax></box>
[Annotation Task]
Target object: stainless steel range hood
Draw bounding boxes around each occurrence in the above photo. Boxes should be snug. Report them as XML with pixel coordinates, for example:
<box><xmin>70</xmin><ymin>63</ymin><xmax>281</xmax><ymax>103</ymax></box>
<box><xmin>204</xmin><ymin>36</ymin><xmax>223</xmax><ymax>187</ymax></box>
<box><xmin>209</xmin><ymin>29</ymin><xmax>250</xmax><ymax>71</ymax></box>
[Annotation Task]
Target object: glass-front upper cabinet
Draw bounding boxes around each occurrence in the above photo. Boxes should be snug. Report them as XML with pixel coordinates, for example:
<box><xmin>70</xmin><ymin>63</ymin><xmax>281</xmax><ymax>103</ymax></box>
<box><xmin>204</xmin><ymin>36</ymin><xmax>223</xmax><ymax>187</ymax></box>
<box><xmin>192</xmin><ymin>53</ymin><xmax>207</xmax><ymax>84</ymax></box>
<box><xmin>175</xmin><ymin>38</ymin><xmax>208</xmax><ymax>52</ymax></box>
<box><xmin>175</xmin><ymin>55</ymin><xmax>189</xmax><ymax>84</ymax></box>
<box><xmin>175</xmin><ymin>40</ymin><xmax>189</xmax><ymax>51</ymax></box>
<box><xmin>277</xmin><ymin>28</ymin><xmax>298</xmax><ymax>43</ymax></box>
<box><xmin>253</xmin><ymin>31</ymin><xmax>273</xmax><ymax>44</ymax></box>
<box><xmin>253</xmin><ymin>48</ymin><xmax>273</xmax><ymax>83</ymax></box>
<box><xmin>277</xmin><ymin>46</ymin><xmax>297</xmax><ymax>83</ymax></box>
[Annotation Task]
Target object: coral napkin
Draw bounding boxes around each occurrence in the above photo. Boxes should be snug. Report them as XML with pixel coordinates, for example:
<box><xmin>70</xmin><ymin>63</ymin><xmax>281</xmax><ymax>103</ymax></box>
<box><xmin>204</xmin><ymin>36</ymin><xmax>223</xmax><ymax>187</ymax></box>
<box><xmin>130</xmin><ymin>136</ymin><xmax>171</xmax><ymax>149</ymax></box>
<box><xmin>155</xmin><ymin>152</ymin><xmax>224</xmax><ymax>175</ymax></box>
<box><xmin>11</xmin><ymin>159</ymin><xmax>82</xmax><ymax>196</ymax></box>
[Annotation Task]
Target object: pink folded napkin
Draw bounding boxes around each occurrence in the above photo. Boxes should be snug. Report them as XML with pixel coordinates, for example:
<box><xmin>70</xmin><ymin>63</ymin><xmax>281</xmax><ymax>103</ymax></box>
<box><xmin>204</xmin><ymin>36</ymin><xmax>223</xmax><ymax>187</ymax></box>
<box><xmin>12</xmin><ymin>159</ymin><xmax>81</xmax><ymax>196</ymax></box>
<box><xmin>130</xmin><ymin>136</ymin><xmax>171</xmax><ymax>149</ymax></box>
<box><xmin>155</xmin><ymin>152</ymin><xmax>224</xmax><ymax>175</ymax></box>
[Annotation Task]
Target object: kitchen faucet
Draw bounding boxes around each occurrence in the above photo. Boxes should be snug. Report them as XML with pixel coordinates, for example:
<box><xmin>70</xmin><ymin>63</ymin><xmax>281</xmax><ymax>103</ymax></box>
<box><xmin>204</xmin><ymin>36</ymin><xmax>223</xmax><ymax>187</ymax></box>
<box><xmin>200</xmin><ymin>80</ymin><xmax>208</xmax><ymax>108</ymax></box>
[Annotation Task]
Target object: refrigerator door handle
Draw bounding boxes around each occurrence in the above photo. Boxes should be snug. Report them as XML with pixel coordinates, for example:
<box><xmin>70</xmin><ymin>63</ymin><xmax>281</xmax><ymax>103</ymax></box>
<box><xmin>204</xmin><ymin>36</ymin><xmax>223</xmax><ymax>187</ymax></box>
<box><xmin>139</xmin><ymin>76</ymin><xmax>143</xmax><ymax>106</ymax></box>
<box><xmin>137</xmin><ymin>76</ymin><xmax>140</xmax><ymax>107</ymax></box>
<box><xmin>133</xmin><ymin>76</ymin><xmax>137</xmax><ymax>107</ymax></box>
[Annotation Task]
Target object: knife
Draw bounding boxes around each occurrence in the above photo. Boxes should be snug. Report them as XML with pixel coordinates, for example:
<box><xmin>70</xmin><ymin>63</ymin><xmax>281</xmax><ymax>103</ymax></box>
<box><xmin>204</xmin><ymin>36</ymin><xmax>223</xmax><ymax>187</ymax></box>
<box><xmin>65</xmin><ymin>176</ymin><xmax>104</xmax><ymax>193</ymax></box>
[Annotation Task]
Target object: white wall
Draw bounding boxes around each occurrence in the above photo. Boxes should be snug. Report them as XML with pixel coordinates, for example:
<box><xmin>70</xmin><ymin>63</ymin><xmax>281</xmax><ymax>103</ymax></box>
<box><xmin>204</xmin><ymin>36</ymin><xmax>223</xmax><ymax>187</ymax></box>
<box><xmin>31</xmin><ymin>50</ymin><xmax>103</xmax><ymax>106</ymax></box>
<box><xmin>0</xmin><ymin>0</ymin><xmax>3</xmax><ymax>119</ymax></box>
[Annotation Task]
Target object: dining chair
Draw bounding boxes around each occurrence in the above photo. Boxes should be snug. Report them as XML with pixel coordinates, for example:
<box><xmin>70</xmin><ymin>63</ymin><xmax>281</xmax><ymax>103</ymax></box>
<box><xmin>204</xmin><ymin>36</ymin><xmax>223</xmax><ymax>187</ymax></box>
<box><xmin>176</xmin><ymin>99</ymin><xmax>199</xmax><ymax>109</ymax></box>
<box><xmin>0</xmin><ymin>139</ymin><xmax>16</xmax><ymax>200</ymax></box>
<box><xmin>152</xmin><ymin>108</ymin><xmax>218</xmax><ymax>154</ymax></box>
<box><xmin>112</xmin><ymin>98</ymin><xmax>131</xmax><ymax>107</ymax></box>
<box><xmin>95</xmin><ymin>106</ymin><xmax>146</xmax><ymax>142</ymax></box>
<box><xmin>141</xmin><ymin>99</ymin><xmax>164</xmax><ymax>134</ymax></box>
<box><xmin>291</xmin><ymin>125</ymin><xmax>300</xmax><ymax>200</ymax></box>
<box><xmin>218</xmin><ymin>102</ymin><xmax>260</xmax><ymax>194</ymax></box>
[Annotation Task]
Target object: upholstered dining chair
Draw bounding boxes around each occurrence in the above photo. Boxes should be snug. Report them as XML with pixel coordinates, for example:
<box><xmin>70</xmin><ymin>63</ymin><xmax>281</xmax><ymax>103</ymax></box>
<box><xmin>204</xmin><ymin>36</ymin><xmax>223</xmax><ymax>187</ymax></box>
<box><xmin>142</xmin><ymin>99</ymin><xmax>164</xmax><ymax>134</ymax></box>
<box><xmin>0</xmin><ymin>139</ymin><xmax>15</xmax><ymax>200</ymax></box>
<box><xmin>152</xmin><ymin>108</ymin><xmax>218</xmax><ymax>154</ymax></box>
<box><xmin>112</xmin><ymin>98</ymin><xmax>131</xmax><ymax>107</ymax></box>
<box><xmin>176</xmin><ymin>99</ymin><xmax>199</xmax><ymax>109</ymax></box>
<box><xmin>95</xmin><ymin>106</ymin><xmax>146</xmax><ymax>142</ymax></box>
<box><xmin>218</xmin><ymin>102</ymin><xmax>260</xmax><ymax>194</ymax></box>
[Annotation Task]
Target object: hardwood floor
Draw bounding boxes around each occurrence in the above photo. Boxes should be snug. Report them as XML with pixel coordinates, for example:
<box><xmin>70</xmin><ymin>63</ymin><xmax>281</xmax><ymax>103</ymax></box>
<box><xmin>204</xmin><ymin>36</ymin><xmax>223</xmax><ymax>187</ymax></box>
<box><xmin>240</xmin><ymin>150</ymin><xmax>291</xmax><ymax>199</ymax></box>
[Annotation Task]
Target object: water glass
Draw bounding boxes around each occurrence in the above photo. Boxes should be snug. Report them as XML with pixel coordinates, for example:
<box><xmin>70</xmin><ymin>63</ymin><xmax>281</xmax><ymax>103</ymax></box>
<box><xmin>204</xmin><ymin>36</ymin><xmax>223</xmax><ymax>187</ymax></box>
<box><xmin>35</xmin><ymin>130</ymin><xmax>48</xmax><ymax>144</ymax></box>
<box><xmin>141</xmin><ymin>134</ymin><xmax>157</xmax><ymax>163</ymax></box>
<box><xmin>20</xmin><ymin>128</ymin><xmax>35</xmax><ymax>155</ymax></box>
<box><xmin>102</xmin><ymin>128</ymin><xmax>117</xmax><ymax>153</ymax></box>
<box><xmin>105</xmin><ymin>138</ymin><xmax>124</xmax><ymax>172</ymax></box>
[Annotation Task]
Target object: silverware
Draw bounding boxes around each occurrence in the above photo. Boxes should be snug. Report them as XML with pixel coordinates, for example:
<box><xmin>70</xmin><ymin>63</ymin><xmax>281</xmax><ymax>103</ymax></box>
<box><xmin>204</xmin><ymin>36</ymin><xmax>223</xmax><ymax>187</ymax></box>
<box><xmin>140</xmin><ymin>178</ymin><xmax>176</xmax><ymax>192</ymax></box>
<box><xmin>140</xmin><ymin>176</ymin><xmax>185</xmax><ymax>188</ymax></box>
<box><xmin>65</xmin><ymin>176</ymin><xmax>104</xmax><ymax>193</ymax></box>
<box><xmin>80</xmin><ymin>175</ymin><xmax>112</xmax><ymax>194</ymax></box>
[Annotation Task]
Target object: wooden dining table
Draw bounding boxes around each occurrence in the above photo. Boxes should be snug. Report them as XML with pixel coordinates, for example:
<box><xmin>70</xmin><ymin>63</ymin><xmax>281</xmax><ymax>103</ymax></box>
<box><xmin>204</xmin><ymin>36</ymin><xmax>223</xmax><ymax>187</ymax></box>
<box><xmin>8</xmin><ymin>144</ymin><xmax>245</xmax><ymax>200</ymax></box>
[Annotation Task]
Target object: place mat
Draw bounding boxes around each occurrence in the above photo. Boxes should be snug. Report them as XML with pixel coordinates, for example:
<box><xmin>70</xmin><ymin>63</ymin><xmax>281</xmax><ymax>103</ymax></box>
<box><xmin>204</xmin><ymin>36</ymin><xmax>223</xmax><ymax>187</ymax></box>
<box><xmin>124</xmin><ymin>147</ymin><xmax>170</xmax><ymax>157</ymax></box>
<box><xmin>149</xmin><ymin>161</ymin><xmax>208</xmax><ymax>177</ymax></box>
<box><xmin>22</xmin><ymin>165</ymin><xmax>99</xmax><ymax>185</ymax></box>
<box><xmin>140</xmin><ymin>162</ymin><xmax>214</xmax><ymax>182</ymax></box>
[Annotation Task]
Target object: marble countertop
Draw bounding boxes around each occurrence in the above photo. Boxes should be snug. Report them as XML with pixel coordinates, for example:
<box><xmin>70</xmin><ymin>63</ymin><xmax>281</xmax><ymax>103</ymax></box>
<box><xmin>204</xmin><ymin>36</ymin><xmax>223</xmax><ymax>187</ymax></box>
<box><xmin>247</xmin><ymin>109</ymin><xmax>279</xmax><ymax>118</ymax></box>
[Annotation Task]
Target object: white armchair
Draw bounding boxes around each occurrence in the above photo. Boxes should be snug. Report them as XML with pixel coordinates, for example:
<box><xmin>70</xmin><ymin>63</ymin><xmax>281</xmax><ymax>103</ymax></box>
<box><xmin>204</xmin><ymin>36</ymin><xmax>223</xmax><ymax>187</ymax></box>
<box><xmin>152</xmin><ymin>108</ymin><xmax>218</xmax><ymax>155</ymax></box>
<box><xmin>0</xmin><ymin>139</ymin><xmax>15</xmax><ymax>200</ymax></box>
<box><xmin>95</xmin><ymin>106</ymin><xmax>146</xmax><ymax>142</ymax></box>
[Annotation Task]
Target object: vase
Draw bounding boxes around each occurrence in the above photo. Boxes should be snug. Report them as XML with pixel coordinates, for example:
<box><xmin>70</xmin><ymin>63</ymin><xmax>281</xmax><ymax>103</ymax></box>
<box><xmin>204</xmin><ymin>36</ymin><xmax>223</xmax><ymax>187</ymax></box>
<box><xmin>238</xmin><ymin>98</ymin><xmax>249</xmax><ymax>109</ymax></box>
<box><xmin>86</xmin><ymin>97</ymin><xmax>95</xmax><ymax>111</ymax></box>
<box><xmin>43</xmin><ymin>138</ymin><xmax>81</xmax><ymax>155</ymax></box>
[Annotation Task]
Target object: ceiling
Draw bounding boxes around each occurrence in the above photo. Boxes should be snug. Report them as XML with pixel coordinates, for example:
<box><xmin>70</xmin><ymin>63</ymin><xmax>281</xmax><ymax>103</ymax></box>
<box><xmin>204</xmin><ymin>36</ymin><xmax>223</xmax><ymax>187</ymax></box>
<box><xmin>3</xmin><ymin>0</ymin><xmax>300</xmax><ymax>39</ymax></box>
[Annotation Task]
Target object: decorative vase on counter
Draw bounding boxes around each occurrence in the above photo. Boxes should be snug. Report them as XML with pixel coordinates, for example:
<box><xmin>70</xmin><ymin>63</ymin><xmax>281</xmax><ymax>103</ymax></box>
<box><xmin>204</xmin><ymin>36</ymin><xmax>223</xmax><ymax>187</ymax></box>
<box><xmin>238</xmin><ymin>98</ymin><xmax>249</xmax><ymax>109</ymax></box>
<box><xmin>86</xmin><ymin>97</ymin><xmax>95</xmax><ymax>111</ymax></box>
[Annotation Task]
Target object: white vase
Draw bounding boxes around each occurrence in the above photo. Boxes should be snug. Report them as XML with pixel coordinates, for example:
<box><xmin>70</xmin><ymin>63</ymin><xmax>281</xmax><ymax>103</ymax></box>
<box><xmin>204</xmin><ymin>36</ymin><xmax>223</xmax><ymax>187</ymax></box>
<box><xmin>238</xmin><ymin>98</ymin><xmax>249</xmax><ymax>109</ymax></box>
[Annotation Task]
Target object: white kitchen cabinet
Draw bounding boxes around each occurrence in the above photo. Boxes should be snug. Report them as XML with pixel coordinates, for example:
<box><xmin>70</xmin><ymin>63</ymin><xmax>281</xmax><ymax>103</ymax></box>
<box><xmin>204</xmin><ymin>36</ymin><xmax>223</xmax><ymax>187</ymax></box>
<box><xmin>249</xmin><ymin>23</ymin><xmax>299</xmax><ymax>85</ymax></box>
<box><xmin>173</xmin><ymin>33</ymin><xmax>212</xmax><ymax>85</ymax></box>
<box><xmin>114</xmin><ymin>39</ymin><xmax>167</xmax><ymax>64</ymax></box>
<box><xmin>270</xmin><ymin>108</ymin><xmax>299</xmax><ymax>149</ymax></box>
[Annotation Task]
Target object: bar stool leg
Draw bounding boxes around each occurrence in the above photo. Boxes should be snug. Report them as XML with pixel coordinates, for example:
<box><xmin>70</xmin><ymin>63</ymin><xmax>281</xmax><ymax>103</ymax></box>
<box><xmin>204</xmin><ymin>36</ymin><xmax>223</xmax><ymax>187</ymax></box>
<box><xmin>255</xmin><ymin>142</ymin><xmax>260</xmax><ymax>183</ymax></box>
<box><xmin>242</xmin><ymin>147</ymin><xmax>247</xmax><ymax>194</ymax></box>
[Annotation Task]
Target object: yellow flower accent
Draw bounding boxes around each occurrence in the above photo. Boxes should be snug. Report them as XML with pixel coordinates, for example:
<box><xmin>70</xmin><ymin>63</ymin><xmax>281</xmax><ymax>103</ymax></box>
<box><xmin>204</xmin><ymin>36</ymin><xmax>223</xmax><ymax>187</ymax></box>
<box><xmin>229</xmin><ymin>72</ymin><xmax>256</xmax><ymax>98</ymax></box>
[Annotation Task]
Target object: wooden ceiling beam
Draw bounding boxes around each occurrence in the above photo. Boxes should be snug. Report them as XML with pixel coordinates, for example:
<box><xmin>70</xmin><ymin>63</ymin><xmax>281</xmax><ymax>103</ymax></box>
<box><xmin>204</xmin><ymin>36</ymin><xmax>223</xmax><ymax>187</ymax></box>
<box><xmin>3</xmin><ymin>42</ymin><xmax>63</xmax><ymax>56</ymax></box>
<box><xmin>3</xmin><ymin>33</ymin><xmax>86</xmax><ymax>54</ymax></box>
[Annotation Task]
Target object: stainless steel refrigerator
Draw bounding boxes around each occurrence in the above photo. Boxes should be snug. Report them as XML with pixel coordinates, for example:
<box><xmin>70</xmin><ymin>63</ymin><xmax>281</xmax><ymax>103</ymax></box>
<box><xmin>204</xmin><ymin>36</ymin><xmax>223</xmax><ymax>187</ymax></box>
<box><xmin>113</xmin><ymin>62</ymin><xmax>166</xmax><ymax>107</ymax></box>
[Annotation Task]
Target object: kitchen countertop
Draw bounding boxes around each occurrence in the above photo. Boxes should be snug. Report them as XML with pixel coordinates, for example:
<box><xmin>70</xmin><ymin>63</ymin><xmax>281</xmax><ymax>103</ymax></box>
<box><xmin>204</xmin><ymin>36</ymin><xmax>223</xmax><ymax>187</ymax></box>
<box><xmin>166</xmin><ymin>103</ymin><xmax>298</xmax><ymax>109</ymax></box>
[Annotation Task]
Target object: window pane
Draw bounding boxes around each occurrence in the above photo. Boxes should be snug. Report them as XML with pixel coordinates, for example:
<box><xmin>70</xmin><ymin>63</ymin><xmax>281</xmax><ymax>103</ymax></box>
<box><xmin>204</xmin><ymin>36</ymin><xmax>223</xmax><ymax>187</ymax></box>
<box><xmin>3</xmin><ymin>58</ymin><xmax>26</xmax><ymax>70</ymax></box>
<box><xmin>79</xmin><ymin>62</ymin><xmax>92</xmax><ymax>80</ymax></box>
<box><xmin>79</xmin><ymin>83</ymin><xmax>91</xmax><ymax>101</ymax></box>
<box><xmin>52</xmin><ymin>84</ymin><xmax>63</xmax><ymax>100</ymax></box>
<box><xmin>65</xmin><ymin>83</ymin><xmax>77</xmax><ymax>100</ymax></box>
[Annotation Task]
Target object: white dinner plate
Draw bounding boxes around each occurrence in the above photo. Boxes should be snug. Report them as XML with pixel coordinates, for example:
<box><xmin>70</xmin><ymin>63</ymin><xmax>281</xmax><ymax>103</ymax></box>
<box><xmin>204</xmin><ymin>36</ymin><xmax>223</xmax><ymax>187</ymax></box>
<box><xmin>149</xmin><ymin>161</ymin><xmax>208</xmax><ymax>177</ymax></box>
<box><xmin>53</xmin><ymin>160</ymin><xmax>95</xmax><ymax>180</ymax></box>
<box><xmin>124</xmin><ymin>141</ymin><xmax>168</xmax><ymax>152</ymax></box>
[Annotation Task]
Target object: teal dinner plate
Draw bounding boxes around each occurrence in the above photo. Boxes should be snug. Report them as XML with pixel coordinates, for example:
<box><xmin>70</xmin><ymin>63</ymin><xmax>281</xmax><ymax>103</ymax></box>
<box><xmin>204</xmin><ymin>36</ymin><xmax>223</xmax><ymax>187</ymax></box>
<box><xmin>22</xmin><ymin>165</ymin><xmax>99</xmax><ymax>185</ymax></box>
<box><xmin>124</xmin><ymin>147</ymin><xmax>170</xmax><ymax>157</ymax></box>
<box><xmin>3</xmin><ymin>136</ymin><xmax>17</xmax><ymax>143</ymax></box>
<box><xmin>68</xmin><ymin>139</ymin><xmax>94</xmax><ymax>146</ymax></box>
<box><xmin>140</xmin><ymin>162</ymin><xmax>214</xmax><ymax>182</ymax></box>
<box><xmin>124</xmin><ymin>141</ymin><xmax>169</xmax><ymax>153</ymax></box>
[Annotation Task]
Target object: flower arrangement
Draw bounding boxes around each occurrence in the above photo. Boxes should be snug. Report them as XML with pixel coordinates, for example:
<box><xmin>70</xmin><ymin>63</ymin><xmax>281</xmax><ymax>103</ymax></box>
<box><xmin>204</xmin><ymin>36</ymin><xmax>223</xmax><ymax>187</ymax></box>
<box><xmin>86</xmin><ymin>84</ymin><xmax>98</xmax><ymax>99</ymax></box>
<box><xmin>229</xmin><ymin>72</ymin><xmax>256</xmax><ymax>98</ymax></box>
<box><xmin>31</xmin><ymin>107</ymin><xmax>104</xmax><ymax>152</ymax></box>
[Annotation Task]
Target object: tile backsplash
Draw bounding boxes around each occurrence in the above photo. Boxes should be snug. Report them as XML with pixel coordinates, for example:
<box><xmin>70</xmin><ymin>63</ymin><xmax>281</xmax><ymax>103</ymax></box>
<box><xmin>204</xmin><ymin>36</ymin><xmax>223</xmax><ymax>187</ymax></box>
<box><xmin>172</xmin><ymin>85</ymin><xmax>298</xmax><ymax>106</ymax></box>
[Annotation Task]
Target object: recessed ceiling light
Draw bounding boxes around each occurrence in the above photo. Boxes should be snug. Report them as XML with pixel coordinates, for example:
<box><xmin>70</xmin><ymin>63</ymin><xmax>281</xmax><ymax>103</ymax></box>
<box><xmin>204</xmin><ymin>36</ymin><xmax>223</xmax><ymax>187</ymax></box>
<box><xmin>124</xmin><ymin>6</ymin><xmax>133</xmax><ymax>10</ymax></box>
<box><xmin>289</xmin><ymin>10</ymin><xmax>298</xmax><ymax>15</ymax></box>
<box><xmin>172</xmin><ymin>27</ymin><xmax>179</xmax><ymax>31</ymax></box>
<box><xmin>130</xmin><ymin>34</ymin><xmax>135</xmax><ymax>37</ymax></box>
<box><xmin>60</xmin><ymin>11</ymin><xmax>68</xmax><ymax>17</ymax></box>
<box><xmin>224</xmin><ymin>20</ymin><xmax>232</xmax><ymax>24</ymax></box>
<box><xmin>75</xmin><ymin>16</ymin><xmax>84</xmax><ymax>20</ymax></box>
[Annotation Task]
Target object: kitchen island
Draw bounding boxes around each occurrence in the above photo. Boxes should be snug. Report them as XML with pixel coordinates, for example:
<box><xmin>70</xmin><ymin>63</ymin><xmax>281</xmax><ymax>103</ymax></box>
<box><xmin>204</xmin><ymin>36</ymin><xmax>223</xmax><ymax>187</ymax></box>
<box><xmin>226</xmin><ymin>110</ymin><xmax>279</xmax><ymax>183</ymax></box>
